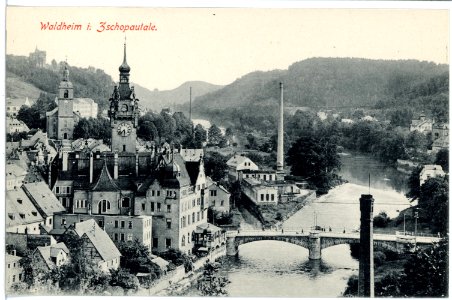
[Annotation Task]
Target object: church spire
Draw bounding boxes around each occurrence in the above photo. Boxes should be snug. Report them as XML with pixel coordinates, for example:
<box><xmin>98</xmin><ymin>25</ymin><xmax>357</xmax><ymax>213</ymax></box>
<box><xmin>119</xmin><ymin>42</ymin><xmax>130</xmax><ymax>73</ymax></box>
<box><xmin>63</xmin><ymin>61</ymin><xmax>69</xmax><ymax>82</ymax></box>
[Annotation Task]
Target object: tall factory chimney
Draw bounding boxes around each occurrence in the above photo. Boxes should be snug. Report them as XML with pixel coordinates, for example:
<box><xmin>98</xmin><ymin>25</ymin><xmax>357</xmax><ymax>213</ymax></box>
<box><xmin>277</xmin><ymin>82</ymin><xmax>284</xmax><ymax>172</ymax></box>
<box><xmin>358</xmin><ymin>194</ymin><xmax>375</xmax><ymax>297</ymax></box>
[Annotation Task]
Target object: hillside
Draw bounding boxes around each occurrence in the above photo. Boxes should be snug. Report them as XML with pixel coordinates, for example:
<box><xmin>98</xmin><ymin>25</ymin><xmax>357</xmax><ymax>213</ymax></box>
<box><xmin>6</xmin><ymin>71</ymin><xmax>44</xmax><ymax>100</ymax></box>
<box><xmin>135</xmin><ymin>81</ymin><xmax>223</xmax><ymax>111</ymax></box>
<box><xmin>6</xmin><ymin>54</ymin><xmax>115</xmax><ymax>111</ymax></box>
<box><xmin>192</xmin><ymin>58</ymin><xmax>448</xmax><ymax>112</ymax></box>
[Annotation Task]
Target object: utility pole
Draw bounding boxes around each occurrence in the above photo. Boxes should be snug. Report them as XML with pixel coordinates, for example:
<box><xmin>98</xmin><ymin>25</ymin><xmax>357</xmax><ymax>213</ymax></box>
<box><xmin>358</xmin><ymin>194</ymin><xmax>374</xmax><ymax>297</ymax></box>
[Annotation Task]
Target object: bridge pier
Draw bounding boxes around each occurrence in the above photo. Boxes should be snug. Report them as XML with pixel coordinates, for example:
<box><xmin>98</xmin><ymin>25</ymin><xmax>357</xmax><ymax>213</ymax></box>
<box><xmin>308</xmin><ymin>232</ymin><xmax>321</xmax><ymax>260</ymax></box>
<box><xmin>226</xmin><ymin>236</ymin><xmax>238</xmax><ymax>256</ymax></box>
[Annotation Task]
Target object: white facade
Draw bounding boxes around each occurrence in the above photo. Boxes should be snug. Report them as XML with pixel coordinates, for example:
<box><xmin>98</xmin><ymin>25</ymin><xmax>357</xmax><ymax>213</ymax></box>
<box><xmin>419</xmin><ymin>165</ymin><xmax>446</xmax><ymax>186</ymax></box>
<box><xmin>73</xmin><ymin>98</ymin><xmax>98</xmax><ymax>118</ymax></box>
<box><xmin>6</xmin><ymin>118</ymin><xmax>30</xmax><ymax>134</ymax></box>
<box><xmin>226</xmin><ymin>155</ymin><xmax>259</xmax><ymax>180</ymax></box>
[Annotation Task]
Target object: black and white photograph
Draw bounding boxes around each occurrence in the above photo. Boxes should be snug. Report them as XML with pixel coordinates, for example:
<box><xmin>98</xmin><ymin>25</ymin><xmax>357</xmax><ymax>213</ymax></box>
<box><xmin>4</xmin><ymin>4</ymin><xmax>449</xmax><ymax>297</ymax></box>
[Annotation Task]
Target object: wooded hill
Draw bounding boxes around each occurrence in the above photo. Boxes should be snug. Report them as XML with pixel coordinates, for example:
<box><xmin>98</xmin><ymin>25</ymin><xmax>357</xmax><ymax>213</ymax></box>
<box><xmin>189</xmin><ymin>57</ymin><xmax>448</xmax><ymax>117</ymax></box>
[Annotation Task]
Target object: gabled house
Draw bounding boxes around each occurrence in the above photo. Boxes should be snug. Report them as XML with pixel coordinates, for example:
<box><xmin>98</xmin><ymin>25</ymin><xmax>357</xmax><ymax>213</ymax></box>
<box><xmin>226</xmin><ymin>155</ymin><xmax>259</xmax><ymax>181</ymax></box>
<box><xmin>32</xmin><ymin>242</ymin><xmax>70</xmax><ymax>271</ymax></box>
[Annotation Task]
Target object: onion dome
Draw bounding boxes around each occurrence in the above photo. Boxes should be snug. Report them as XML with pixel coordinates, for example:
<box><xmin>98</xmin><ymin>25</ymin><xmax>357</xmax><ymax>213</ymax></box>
<box><xmin>119</xmin><ymin>42</ymin><xmax>130</xmax><ymax>73</ymax></box>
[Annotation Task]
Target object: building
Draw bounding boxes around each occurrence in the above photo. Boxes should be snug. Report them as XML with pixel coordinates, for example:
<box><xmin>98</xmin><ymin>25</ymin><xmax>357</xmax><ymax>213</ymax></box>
<box><xmin>419</xmin><ymin>165</ymin><xmax>446</xmax><ymax>186</ymax></box>
<box><xmin>46</xmin><ymin>63</ymin><xmax>81</xmax><ymax>141</ymax></box>
<box><xmin>238</xmin><ymin>169</ymin><xmax>277</xmax><ymax>182</ymax></box>
<box><xmin>32</xmin><ymin>242</ymin><xmax>70</xmax><ymax>271</ymax></box>
<box><xmin>206</xmin><ymin>177</ymin><xmax>231</xmax><ymax>213</ymax></box>
<box><xmin>242</xmin><ymin>178</ymin><xmax>279</xmax><ymax>205</ymax></box>
<box><xmin>193</xmin><ymin>223</ymin><xmax>226</xmax><ymax>252</ymax></box>
<box><xmin>7</xmin><ymin>97</ymin><xmax>34</xmax><ymax>117</ymax></box>
<box><xmin>66</xmin><ymin>219</ymin><xmax>121</xmax><ymax>272</ymax></box>
<box><xmin>22</xmin><ymin>181</ymin><xmax>66</xmax><ymax>229</ymax></box>
<box><xmin>431</xmin><ymin>123</ymin><xmax>449</xmax><ymax>153</ymax></box>
<box><xmin>47</xmin><ymin>44</ymin><xmax>212</xmax><ymax>255</ymax></box>
<box><xmin>71</xmin><ymin>138</ymin><xmax>110</xmax><ymax>152</ymax></box>
<box><xmin>73</xmin><ymin>98</ymin><xmax>99</xmax><ymax>118</ymax></box>
<box><xmin>52</xmin><ymin>214</ymin><xmax>152</xmax><ymax>251</ymax></box>
<box><xmin>29</xmin><ymin>47</ymin><xmax>46</xmax><ymax>67</ymax></box>
<box><xmin>6</xmin><ymin>163</ymin><xmax>27</xmax><ymax>191</ymax></box>
<box><xmin>410</xmin><ymin>114</ymin><xmax>433</xmax><ymax>133</ymax></box>
<box><xmin>6</xmin><ymin>254</ymin><xmax>24</xmax><ymax>290</ymax></box>
<box><xmin>226</xmin><ymin>155</ymin><xmax>259</xmax><ymax>181</ymax></box>
<box><xmin>6</xmin><ymin>186</ymin><xmax>44</xmax><ymax>234</ymax></box>
<box><xmin>6</xmin><ymin>118</ymin><xmax>30</xmax><ymax>134</ymax></box>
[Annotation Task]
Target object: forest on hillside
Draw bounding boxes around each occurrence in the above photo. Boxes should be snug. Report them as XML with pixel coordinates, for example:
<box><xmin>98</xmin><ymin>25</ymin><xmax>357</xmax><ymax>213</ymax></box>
<box><xmin>6</xmin><ymin>54</ymin><xmax>115</xmax><ymax>112</ymax></box>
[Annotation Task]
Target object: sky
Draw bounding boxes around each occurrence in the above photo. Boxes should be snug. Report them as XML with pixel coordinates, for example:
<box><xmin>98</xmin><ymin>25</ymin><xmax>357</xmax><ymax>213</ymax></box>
<box><xmin>6</xmin><ymin>7</ymin><xmax>450</xmax><ymax>91</ymax></box>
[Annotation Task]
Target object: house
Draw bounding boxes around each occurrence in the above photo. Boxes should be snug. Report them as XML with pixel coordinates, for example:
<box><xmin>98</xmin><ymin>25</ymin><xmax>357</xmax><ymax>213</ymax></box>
<box><xmin>22</xmin><ymin>182</ymin><xmax>66</xmax><ymax>229</ymax></box>
<box><xmin>226</xmin><ymin>155</ymin><xmax>259</xmax><ymax>181</ymax></box>
<box><xmin>206</xmin><ymin>177</ymin><xmax>231</xmax><ymax>213</ymax></box>
<box><xmin>6</xmin><ymin>253</ymin><xmax>24</xmax><ymax>290</ymax></box>
<box><xmin>193</xmin><ymin>223</ymin><xmax>226</xmax><ymax>252</ymax></box>
<box><xmin>419</xmin><ymin>165</ymin><xmax>446</xmax><ymax>186</ymax></box>
<box><xmin>241</xmin><ymin>178</ymin><xmax>279</xmax><ymax>205</ymax></box>
<box><xmin>6</xmin><ymin>118</ymin><xmax>30</xmax><ymax>134</ymax></box>
<box><xmin>238</xmin><ymin>169</ymin><xmax>277</xmax><ymax>182</ymax></box>
<box><xmin>6</xmin><ymin>163</ymin><xmax>27</xmax><ymax>191</ymax></box>
<box><xmin>71</xmin><ymin>138</ymin><xmax>110</xmax><ymax>152</ymax></box>
<box><xmin>6</xmin><ymin>187</ymin><xmax>44</xmax><ymax>234</ymax></box>
<box><xmin>32</xmin><ymin>242</ymin><xmax>70</xmax><ymax>271</ymax></box>
<box><xmin>410</xmin><ymin>114</ymin><xmax>433</xmax><ymax>133</ymax></box>
<box><xmin>6</xmin><ymin>97</ymin><xmax>34</xmax><ymax>117</ymax></box>
<box><xmin>52</xmin><ymin>214</ymin><xmax>152</xmax><ymax>251</ymax></box>
<box><xmin>67</xmin><ymin>219</ymin><xmax>121</xmax><ymax>272</ymax></box>
<box><xmin>431</xmin><ymin>123</ymin><xmax>449</xmax><ymax>153</ymax></box>
<box><xmin>73</xmin><ymin>98</ymin><xmax>98</xmax><ymax>118</ymax></box>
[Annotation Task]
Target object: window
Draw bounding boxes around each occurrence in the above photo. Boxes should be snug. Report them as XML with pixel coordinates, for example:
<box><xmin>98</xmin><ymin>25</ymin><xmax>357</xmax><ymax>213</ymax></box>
<box><xmin>166</xmin><ymin>219</ymin><xmax>172</xmax><ymax>229</ymax></box>
<box><xmin>122</xmin><ymin>197</ymin><xmax>130</xmax><ymax>208</ymax></box>
<box><xmin>192</xmin><ymin>199</ymin><xmax>195</xmax><ymax>207</ymax></box>
<box><xmin>271</xmin><ymin>194</ymin><xmax>275</xmax><ymax>201</ymax></box>
<box><xmin>182</xmin><ymin>235</ymin><xmax>186</xmax><ymax>246</ymax></box>
<box><xmin>167</xmin><ymin>205</ymin><xmax>171</xmax><ymax>213</ymax></box>
<box><xmin>121</xmin><ymin>221</ymin><xmax>125</xmax><ymax>228</ymax></box>
<box><xmin>192</xmin><ymin>212</ymin><xmax>195</xmax><ymax>223</ymax></box>
<box><xmin>264</xmin><ymin>175</ymin><xmax>267</xmax><ymax>181</ymax></box>
<box><xmin>123</xmin><ymin>145</ymin><xmax>126</xmax><ymax>152</ymax></box>
<box><xmin>221</xmin><ymin>200</ymin><xmax>224</xmax><ymax>206</ymax></box>
<box><xmin>115</xmin><ymin>220</ymin><xmax>119</xmax><ymax>228</ymax></box>
<box><xmin>98</xmin><ymin>200</ymin><xmax>110</xmax><ymax>213</ymax></box>
<box><xmin>120</xmin><ymin>233</ymin><xmax>125</xmax><ymax>241</ymax></box>
<box><xmin>188</xmin><ymin>215</ymin><xmax>191</xmax><ymax>225</ymax></box>
<box><xmin>153</xmin><ymin>238</ymin><xmax>158</xmax><ymax>248</ymax></box>
<box><xmin>62</xmin><ymin>197</ymin><xmax>67</xmax><ymax>207</ymax></box>
<box><xmin>64</xmin><ymin>90</ymin><xmax>69</xmax><ymax>98</ymax></box>
<box><xmin>197</xmin><ymin>198</ymin><xmax>201</xmax><ymax>205</ymax></box>
<box><xmin>98</xmin><ymin>220</ymin><xmax>104</xmax><ymax>228</ymax></box>
<box><xmin>56</xmin><ymin>186</ymin><xmax>60</xmax><ymax>193</ymax></box>
<box><xmin>114</xmin><ymin>233</ymin><xmax>118</xmax><ymax>241</ymax></box>
<box><xmin>128</xmin><ymin>221</ymin><xmax>133</xmax><ymax>229</ymax></box>
<box><xmin>142</xmin><ymin>203</ymin><xmax>146</xmax><ymax>211</ymax></box>
<box><xmin>157</xmin><ymin>203</ymin><xmax>161</xmax><ymax>212</ymax></box>
<box><xmin>61</xmin><ymin>218</ymin><xmax>66</xmax><ymax>225</ymax></box>
<box><xmin>166</xmin><ymin>238</ymin><xmax>172</xmax><ymax>249</ymax></box>
<box><xmin>19</xmin><ymin>213</ymin><xmax>25</xmax><ymax>219</ymax></box>
<box><xmin>261</xmin><ymin>194</ymin><xmax>264</xmax><ymax>201</ymax></box>
<box><xmin>157</xmin><ymin>191</ymin><xmax>161</xmax><ymax>196</ymax></box>
<box><xmin>188</xmin><ymin>232</ymin><xmax>191</xmax><ymax>243</ymax></box>
<box><xmin>266</xmin><ymin>194</ymin><xmax>270</xmax><ymax>201</ymax></box>
<box><xmin>151</xmin><ymin>202</ymin><xmax>155</xmax><ymax>212</ymax></box>
<box><xmin>151</xmin><ymin>190</ymin><xmax>155</xmax><ymax>196</ymax></box>
<box><xmin>210</xmin><ymin>190</ymin><xmax>217</xmax><ymax>197</ymax></box>
<box><xmin>197</xmin><ymin>212</ymin><xmax>200</xmax><ymax>222</ymax></box>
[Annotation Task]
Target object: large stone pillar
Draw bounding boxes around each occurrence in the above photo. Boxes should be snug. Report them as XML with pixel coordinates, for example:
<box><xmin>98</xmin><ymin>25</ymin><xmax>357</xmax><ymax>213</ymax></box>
<box><xmin>358</xmin><ymin>194</ymin><xmax>375</xmax><ymax>297</ymax></box>
<box><xmin>276</xmin><ymin>82</ymin><xmax>284</xmax><ymax>172</ymax></box>
<box><xmin>308</xmin><ymin>232</ymin><xmax>321</xmax><ymax>260</ymax></box>
<box><xmin>226</xmin><ymin>236</ymin><xmax>238</xmax><ymax>256</ymax></box>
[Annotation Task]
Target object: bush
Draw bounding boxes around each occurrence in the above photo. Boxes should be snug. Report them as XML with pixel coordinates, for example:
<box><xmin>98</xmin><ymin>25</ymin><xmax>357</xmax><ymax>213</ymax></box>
<box><xmin>373</xmin><ymin>211</ymin><xmax>390</xmax><ymax>228</ymax></box>
<box><xmin>374</xmin><ymin>251</ymin><xmax>387</xmax><ymax>267</ymax></box>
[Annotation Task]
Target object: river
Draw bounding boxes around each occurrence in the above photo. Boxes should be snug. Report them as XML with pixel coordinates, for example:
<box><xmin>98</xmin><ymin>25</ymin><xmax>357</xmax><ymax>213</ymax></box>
<box><xmin>217</xmin><ymin>152</ymin><xmax>411</xmax><ymax>297</ymax></box>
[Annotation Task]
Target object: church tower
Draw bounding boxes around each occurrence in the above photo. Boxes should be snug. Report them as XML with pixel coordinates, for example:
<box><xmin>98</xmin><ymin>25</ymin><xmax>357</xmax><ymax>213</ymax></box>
<box><xmin>109</xmin><ymin>43</ymin><xmax>139</xmax><ymax>153</ymax></box>
<box><xmin>57</xmin><ymin>63</ymin><xmax>75</xmax><ymax>140</ymax></box>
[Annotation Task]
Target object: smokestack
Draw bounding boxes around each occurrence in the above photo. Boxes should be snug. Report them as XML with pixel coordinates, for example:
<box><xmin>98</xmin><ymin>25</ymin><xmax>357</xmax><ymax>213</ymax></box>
<box><xmin>114</xmin><ymin>152</ymin><xmax>119</xmax><ymax>179</ymax></box>
<box><xmin>358</xmin><ymin>194</ymin><xmax>375</xmax><ymax>297</ymax></box>
<box><xmin>89</xmin><ymin>152</ymin><xmax>94</xmax><ymax>183</ymax></box>
<box><xmin>277</xmin><ymin>82</ymin><xmax>284</xmax><ymax>172</ymax></box>
<box><xmin>135</xmin><ymin>151</ymin><xmax>139</xmax><ymax>176</ymax></box>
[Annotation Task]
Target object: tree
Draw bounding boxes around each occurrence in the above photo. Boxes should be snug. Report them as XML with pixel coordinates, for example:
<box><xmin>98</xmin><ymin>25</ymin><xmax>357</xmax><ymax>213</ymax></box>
<box><xmin>73</xmin><ymin>117</ymin><xmax>111</xmax><ymax>144</ymax></box>
<box><xmin>197</xmin><ymin>262</ymin><xmax>229</xmax><ymax>296</ymax></box>
<box><xmin>286</xmin><ymin>134</ymin><xmax>341</xmax><ymax>190</ymax></box>
<box><xmin>435</xmin><ymin>149</ymin><xmax>449</xmax><ymax>172</ymax></box>
<box><xmin>406</xmin><ymin>166</ymin><xmax>422</xmax><ymax>200</ymax></box>
<box><xmin>116</xmin><ymin>240</ymin><xmax>160</xmax><ymax>277</ymax></box>
<box><xmin>208</xmin><ymin>124</ymin><xmax>223</xmax><ymax>145</ymax></box>
<box><xmin>204</xmin><ymin>152</ymin><xmax>228</xmax><ymax>182</ymax></box>
<box><xmin>191</xmin><ymin>124</ymin><xmax>207</xmax><ymax>148</ymax></box>
<box><xmin>373</xmin><ymin>211</ymin><xmax>391</xmax><ymax>228</ymax></box>
<box><xmin>418</xmin><ymin>177</ymin><xmax>448</xmax><ymax>234</ymax></box>
<box><xmin>401</xmin><ymin>238</ymin><xmax>448</xmax><ymax>297</ymax></box>
<box><xmin>109</xmin><ymin>268</ymin><xmax>140</xmax><ymax>294</ymax></box>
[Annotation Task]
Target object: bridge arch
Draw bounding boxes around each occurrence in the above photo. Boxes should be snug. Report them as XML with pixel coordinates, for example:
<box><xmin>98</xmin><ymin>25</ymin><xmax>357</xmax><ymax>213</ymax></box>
<box><xmin>234</xmin><ymin>235</ymin><xmax>311</xmax><ymax>252</ymax></box>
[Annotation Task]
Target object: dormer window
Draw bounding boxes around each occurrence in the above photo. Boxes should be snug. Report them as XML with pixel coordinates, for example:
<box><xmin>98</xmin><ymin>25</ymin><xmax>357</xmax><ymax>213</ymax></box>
<box><xmin>19</xmin><ymin>213</ymin><xmax>25</xmax><ymax>219</ymax></box>
<box><xmin>31</xmin><ymin>211</ymin><xmax>38</xmax><ymax>216</ymax></box>
<box><xmin>8</xmin><ymin>213</ymin><xmax>15</xmax><ymax>220</ymax></box>
<box><xmin>17</xmin><ymin>199</ymin><xmax>22</xmax><ymax>204</ymax></box>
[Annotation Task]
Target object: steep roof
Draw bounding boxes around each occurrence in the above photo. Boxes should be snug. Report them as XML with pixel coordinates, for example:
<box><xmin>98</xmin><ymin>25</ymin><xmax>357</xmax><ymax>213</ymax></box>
<box><xmin>74</xmin><ymin>219</ymin><xmax>121</xmax><ymax>262</ymax></box>
<box><xmin>185</xmin><ymin>161</ymin><xmax>200</xmax><ymax>185</ymax></box>
<box><xmin>23</xmin><ymin>182</ymin><xmax>66</xmax><ymax>218</ymax></box>
<box><xmin>226</xmin><ymin>155</ymin><xmax>254</xmax><ymax>168</ymax></box>
<box><xmin>6</xmin><ymin>188</ymin><xmax>43</xmax><ymax>228</ymax></box>
<box><xmin>91</xmin><ymin>162</ymin><xmax>120</xmax><ymax>191</ymax></box>
<box><xmin>6</xmin><ymin>163</ymin><xmax>27</xmax><ymax>178</ymax></box>
<box><xmin>36</xmin><ymin>242</ymin><xmax>69</xmax><ymax>269</ymax></box>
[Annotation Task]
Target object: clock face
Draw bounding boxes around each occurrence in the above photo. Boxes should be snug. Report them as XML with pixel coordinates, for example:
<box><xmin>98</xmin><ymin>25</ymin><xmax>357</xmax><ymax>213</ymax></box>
<box><xmin>117</xmin><ymin>122</ymin><xmax>132</xmax><ymax>137</ymax></box>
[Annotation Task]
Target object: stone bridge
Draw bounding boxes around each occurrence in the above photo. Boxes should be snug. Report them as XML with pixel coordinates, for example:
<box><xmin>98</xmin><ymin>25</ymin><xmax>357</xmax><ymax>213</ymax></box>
<box><xmin>226</xmin><ymin>230</ymin><xmax>441</xmax><ymax>260</ymax></box>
